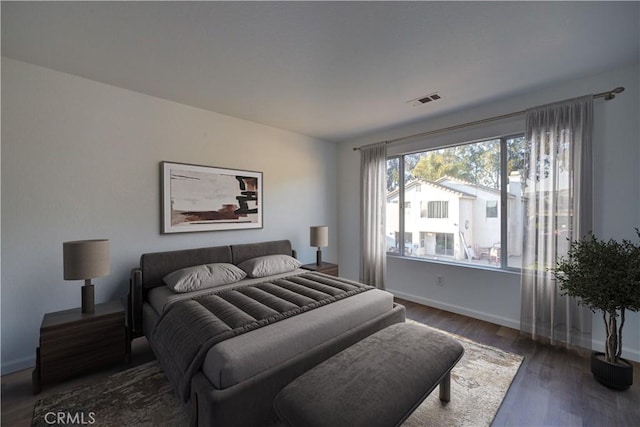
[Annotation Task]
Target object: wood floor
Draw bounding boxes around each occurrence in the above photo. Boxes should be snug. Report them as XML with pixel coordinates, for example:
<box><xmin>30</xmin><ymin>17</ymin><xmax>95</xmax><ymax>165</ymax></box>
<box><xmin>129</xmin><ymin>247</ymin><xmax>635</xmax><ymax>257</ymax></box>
<box><xmin>398</xmin><ymin>298</ymin><xmax>640</xmax><ymax>427</ymax></box>
<box><xmin>2</xmin><ymin>298</ymin><xmax>639</xmax><ymax>426</ymax></box>
<box><xmin>1</xmin><ymin>338</ymin><xmax>157</xmax><ymax>427</ymax></box>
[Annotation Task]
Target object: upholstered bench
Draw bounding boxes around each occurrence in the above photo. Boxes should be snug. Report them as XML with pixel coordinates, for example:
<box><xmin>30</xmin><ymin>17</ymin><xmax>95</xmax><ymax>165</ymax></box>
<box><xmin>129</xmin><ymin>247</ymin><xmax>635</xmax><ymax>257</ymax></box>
<box><xmin>274</xmin><ymin>322</ymin><xmax>464</xmax><ymax>427</ymax></box>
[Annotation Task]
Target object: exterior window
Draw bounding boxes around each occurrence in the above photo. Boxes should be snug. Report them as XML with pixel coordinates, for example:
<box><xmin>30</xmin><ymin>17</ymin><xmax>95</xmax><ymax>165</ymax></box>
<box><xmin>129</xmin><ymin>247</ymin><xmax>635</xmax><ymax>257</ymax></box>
<box><xmin>486</xmin><ymin>200</ymin><xmax>498</xmax><ymax>218</ymax></box>
<box><xmin>386</xmin><ymin>135</ymin><xmax>525</xmax><ymax>270</ymax></box>
<box><xmin>427</xmin><ymin>201</ymin><xmax>448</xmax><ymax>218</ymax></box>
<box><xmin>386</xmin><ymin>158</ymin><xmax>400</xmax><ymax>254</ymax></box>
<box><xmin>436</xmin><ymin>233</ymin><xmax>454</xmax><ymax>256</ymax></box>
<box><xmin>404</xmin><ymin>201</ymin><xmax>411</xmax><ymax>216</ymax></box>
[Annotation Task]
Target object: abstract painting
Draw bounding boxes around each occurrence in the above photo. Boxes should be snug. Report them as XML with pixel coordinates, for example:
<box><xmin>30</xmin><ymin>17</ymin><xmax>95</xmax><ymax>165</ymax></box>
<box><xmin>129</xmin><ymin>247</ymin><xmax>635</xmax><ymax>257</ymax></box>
<box><xmin>161</xmin><ymin>161</ymin><xmax>262</xmax><ymax>233</ymax></box>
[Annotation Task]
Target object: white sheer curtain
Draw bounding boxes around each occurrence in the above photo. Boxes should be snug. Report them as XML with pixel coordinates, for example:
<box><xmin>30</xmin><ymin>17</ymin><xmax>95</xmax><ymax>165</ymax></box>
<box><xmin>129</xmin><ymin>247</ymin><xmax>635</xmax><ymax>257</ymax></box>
<box><xmin>360</xmin><ymin>142</ymin><xmax>387</xmax><ymax>289</ymax></box>
<box><xmin>520</xmin><ymin>95</ymin><xmax>593</xmax><ymax>348</ymax></box>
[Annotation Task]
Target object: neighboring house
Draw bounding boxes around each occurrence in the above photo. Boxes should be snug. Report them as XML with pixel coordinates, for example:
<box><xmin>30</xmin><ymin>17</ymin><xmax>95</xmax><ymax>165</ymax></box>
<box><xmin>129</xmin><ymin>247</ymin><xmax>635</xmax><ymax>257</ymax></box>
<box><xmin>387</xmin><ymin>174</ymin><xmax>523</xmax><ymax>261</ymax></box>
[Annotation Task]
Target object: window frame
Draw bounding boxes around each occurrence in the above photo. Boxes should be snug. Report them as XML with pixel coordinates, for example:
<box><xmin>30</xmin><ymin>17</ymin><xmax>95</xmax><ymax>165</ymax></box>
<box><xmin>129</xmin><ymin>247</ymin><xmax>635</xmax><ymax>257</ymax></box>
<box><xmin>435</xmin><ymin>232</ymin><xmax>455</xmax><ymax>256</ymax></box>
<box><xmin>427</xmin><ymin>201</ymin><xmax>449</xmax><ymax>219</ymax></box>
<box><xmin>387</xmin><ymin>133</ymin><xmax>524</xmax><ymax>272</ymax></box>
<box><xmin>486</xmin><ymin>200</ymin><xmax>499</xmax><ymax>218</ymax></box>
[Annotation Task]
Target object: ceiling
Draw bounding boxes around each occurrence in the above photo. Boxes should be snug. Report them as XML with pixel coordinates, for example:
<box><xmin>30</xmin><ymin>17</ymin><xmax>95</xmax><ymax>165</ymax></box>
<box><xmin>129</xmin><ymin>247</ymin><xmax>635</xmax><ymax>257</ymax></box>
<box><xmin>2</xmin><ymin>2</ymin><xmax>639</xmax><ymax>142</ymax></box>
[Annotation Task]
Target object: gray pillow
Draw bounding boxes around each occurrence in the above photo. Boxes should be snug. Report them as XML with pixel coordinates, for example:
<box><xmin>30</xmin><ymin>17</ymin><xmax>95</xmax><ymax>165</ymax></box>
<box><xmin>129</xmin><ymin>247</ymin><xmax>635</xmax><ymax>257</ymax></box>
<box><xmin>163</xmin><ymin>263</ymin><xmax>247</xmax><ymax>293</ymax></box>
<box><xmin>237</xmin><ymin>254</ymin><xmax>302</xmax><ymax>278</ymax></box>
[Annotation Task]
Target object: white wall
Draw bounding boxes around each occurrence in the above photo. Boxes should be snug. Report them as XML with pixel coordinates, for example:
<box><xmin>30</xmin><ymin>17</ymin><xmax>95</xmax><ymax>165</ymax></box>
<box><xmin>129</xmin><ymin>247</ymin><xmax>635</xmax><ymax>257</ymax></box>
<box><xmin>1</xmin><ymin>58</ymin><xmax>338</xmax><ymax>374</ymax></box>
<box><xmin>338</xmin><ymin>63</ymin><xmax>640</xmax><ymax>362</ymax></box>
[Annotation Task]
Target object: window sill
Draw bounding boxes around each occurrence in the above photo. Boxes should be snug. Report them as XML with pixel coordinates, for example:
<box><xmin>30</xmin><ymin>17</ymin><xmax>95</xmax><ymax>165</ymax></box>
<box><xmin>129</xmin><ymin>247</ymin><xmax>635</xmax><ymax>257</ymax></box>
<box><xmin>386</xmin><ymin>254</ymin><xmax>522</xmax><ymax>276</ymax></box>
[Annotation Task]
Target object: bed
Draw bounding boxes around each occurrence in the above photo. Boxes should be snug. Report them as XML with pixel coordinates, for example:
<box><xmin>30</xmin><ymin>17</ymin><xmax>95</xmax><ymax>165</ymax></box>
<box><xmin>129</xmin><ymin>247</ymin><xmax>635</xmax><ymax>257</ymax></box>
<box><xmin>128</xmin><ymin>240</ymin><xmax>405</xmax><ymax>426</ymax></box>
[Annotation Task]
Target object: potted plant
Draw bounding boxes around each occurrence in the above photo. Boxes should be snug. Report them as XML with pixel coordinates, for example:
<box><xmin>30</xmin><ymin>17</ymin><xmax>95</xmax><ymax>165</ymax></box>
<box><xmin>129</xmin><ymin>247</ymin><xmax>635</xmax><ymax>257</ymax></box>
<box><xmin>551</xmin><ymin>230</ymin><xmax>640</xmax><ymax>390</ymax></box>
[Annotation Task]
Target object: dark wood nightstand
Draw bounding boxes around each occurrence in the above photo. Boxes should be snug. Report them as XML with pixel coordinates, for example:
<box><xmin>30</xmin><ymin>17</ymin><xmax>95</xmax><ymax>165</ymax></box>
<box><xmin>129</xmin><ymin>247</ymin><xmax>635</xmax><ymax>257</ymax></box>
<box><xmin>32</xmin><ymin>300</ymin><xmax>129</xmax><ymax>394</ymax></box>
<box><xmin>301</xmin><ymin>262</ymin><xmax>339</xmax><ymax>277</ymax></box>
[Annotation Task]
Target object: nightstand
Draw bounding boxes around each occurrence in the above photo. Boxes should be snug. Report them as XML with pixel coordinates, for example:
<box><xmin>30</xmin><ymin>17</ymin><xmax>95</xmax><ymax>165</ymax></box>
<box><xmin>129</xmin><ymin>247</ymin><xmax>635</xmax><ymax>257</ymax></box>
<box><xmin>32</xmin><ymin>300</ymin><xmax>129</xmax><ymax>394</ymax></box>
<box><xmin>301</xmin><ymin>262</ymin><xmax>339</xmax><ymax>277</ymax></box>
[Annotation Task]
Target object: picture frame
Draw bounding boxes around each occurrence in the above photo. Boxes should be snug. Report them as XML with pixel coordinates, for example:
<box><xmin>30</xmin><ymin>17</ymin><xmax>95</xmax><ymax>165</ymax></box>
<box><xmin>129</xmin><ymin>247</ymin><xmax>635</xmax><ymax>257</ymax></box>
<box><xmin>161</xmin><ymin>161</ymin><xmax>263</xmax><ymax>234</ymax></box>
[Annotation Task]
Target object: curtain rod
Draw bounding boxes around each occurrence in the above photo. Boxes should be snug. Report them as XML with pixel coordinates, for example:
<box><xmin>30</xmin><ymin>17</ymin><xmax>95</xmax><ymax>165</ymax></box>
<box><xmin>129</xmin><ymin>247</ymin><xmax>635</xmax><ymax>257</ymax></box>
<box><xmin>353</xmin><ymin>86</ymin><xmax>625</xmax><ymax>151</ymax></box>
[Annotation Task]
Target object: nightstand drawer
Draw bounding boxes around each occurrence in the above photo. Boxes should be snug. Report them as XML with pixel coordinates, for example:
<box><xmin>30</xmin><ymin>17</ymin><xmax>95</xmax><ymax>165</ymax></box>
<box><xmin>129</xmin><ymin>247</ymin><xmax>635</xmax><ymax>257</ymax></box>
<box><xmin>40</xmin><ymin>324</ymin><xmax>125</xmax><ymax>362</ymax></box>
<box><xmin>301</xmin><ymin>262</ymin><xmax>339</xmax><ymax>277</ymax></box>
<box><xmin>319</xmin><ymin>266</ymin><xmax>339</xmax><ymax>276</ymax></box>
<box><xmin>40</xmin><ymin>335</ymin><xmax>126</xmax><ymax>383</ymax></box>
<box><xmin>34</xmin><ymin>301</ymin><xmax>127</xmax><ymax>392</ymax></box>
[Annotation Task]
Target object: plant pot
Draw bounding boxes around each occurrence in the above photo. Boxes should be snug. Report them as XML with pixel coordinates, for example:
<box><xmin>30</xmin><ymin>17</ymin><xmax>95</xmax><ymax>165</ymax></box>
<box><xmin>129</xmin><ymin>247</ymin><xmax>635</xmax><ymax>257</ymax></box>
<box><xmin>590</xmin><ymin>352</ymin><xmax>633</xmax><ymax>391</ymax></box>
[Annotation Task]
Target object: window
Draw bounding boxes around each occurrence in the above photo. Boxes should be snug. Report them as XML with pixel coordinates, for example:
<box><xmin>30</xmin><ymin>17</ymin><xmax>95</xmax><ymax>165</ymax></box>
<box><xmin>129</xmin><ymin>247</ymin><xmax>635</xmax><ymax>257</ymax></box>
<box><xmin>427</xmin><ymin>201</ymin><xmax>448</xmax><ymax>218</ymax></box>
<box><xmin>435</xmin><ymin>233</ymin><xmax>454</xmax><ymax>256</ymax></box>
<box><xmin>386</xmin><ymin>135</ymin><xmax>525</xmax><ymax>269</ymax></box>
<box><xmin>420</xmin><ymin>201</ymin><xmax>427</xmax><ymax>218</ymax></box>
<box><xmin>486</xmin><ymin>200</ymin><xmax>498</xmax><ymax>218</ymax></box>
<box><xmin>386</xmin><ymin>158</ymin><xmax>400</xmax><ymax>254</ymax></box>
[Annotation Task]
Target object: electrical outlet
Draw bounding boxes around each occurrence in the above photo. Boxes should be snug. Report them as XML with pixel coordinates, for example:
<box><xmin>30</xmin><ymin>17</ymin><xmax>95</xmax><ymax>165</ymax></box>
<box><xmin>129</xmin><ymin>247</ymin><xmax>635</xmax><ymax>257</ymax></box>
<box><xmin>436</xmin><ymin>275</ymin><xmax>445</xmax><ymax>286</ymax></box>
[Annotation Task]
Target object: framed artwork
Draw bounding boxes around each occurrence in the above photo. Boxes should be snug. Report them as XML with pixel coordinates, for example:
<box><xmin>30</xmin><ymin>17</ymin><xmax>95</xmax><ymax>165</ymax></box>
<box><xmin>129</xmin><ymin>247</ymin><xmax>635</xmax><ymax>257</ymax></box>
<box><xmin>161</xmin><ymin>161</ymin><xmax>263</xmax><ymax>234</ymax></box>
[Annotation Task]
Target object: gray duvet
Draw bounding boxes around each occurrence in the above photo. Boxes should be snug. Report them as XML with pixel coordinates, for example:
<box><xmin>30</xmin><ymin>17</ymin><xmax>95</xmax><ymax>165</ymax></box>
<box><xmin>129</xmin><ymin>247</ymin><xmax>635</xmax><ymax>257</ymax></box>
<box><xmin>150</xmin><ymin>272</ymin><xmax>373</xmax><ymax>401</ymax></box>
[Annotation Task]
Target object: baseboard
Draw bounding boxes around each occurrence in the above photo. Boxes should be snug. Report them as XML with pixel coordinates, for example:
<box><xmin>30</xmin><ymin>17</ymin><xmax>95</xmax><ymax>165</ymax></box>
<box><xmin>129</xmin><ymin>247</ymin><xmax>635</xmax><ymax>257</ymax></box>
<box><xmin>390</xmin><ymin>289</ymin><xmax>640</xmax><ymax>363</ymax></box>
<box><xmin>1</xmin><ymin>355</ymin><xmax>35</xmax><ymax>376</ymax></box>
<box><xmin>388</xmin><ymin>289</ymin><xmax>521</xmax><ymax>330</ymax></box>
<box><xmin>591</xmin><ymin>339</ymin><xmax>640</xmax><ymax>363</ymax></box>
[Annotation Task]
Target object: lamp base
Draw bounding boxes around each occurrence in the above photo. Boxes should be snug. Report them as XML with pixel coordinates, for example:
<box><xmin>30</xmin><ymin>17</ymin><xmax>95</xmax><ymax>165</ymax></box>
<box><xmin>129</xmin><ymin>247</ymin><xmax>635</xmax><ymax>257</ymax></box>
<box><xmin>316</xmin><ymin>249</ymin><xmax>323</xmax><ymax>266</ymax></box>
<box><xmin>81</xmin><ymin>284</ymin><xmax>95</xmax><ymax>314</ymax></box>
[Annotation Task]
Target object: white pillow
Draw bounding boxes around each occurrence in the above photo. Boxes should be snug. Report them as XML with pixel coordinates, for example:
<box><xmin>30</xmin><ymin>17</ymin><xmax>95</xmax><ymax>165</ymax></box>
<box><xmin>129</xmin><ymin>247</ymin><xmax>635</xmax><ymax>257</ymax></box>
<box><xmin>237</xmin><ymin>254</ymin><xmax>302</xmax><ymax>278</ymax></box>
<box><xmin>163</xmin><ymin>263</ymin><xmax>247</xmax><ymax>293</ymax></box>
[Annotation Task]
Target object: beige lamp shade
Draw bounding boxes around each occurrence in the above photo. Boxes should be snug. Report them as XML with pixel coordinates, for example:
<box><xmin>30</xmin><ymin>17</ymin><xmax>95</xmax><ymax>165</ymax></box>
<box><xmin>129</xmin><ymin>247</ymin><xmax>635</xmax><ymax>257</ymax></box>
<box><xmin>310</xmin><ymin>226</ymin><xmax>329</xmax><ymax>248</ymax></box>
<box><xmin>63</xmin><ymin>239</ymin><xmax>110</xmax><ymax>280</ymax></box>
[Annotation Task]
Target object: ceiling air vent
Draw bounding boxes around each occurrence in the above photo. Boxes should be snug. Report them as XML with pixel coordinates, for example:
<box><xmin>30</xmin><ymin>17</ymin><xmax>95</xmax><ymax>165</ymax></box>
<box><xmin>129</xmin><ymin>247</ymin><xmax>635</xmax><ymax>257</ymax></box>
<box><xmin>408</xmin><ymin>92</ymin><xmax>442</xmax><ymax>107</ymax></box>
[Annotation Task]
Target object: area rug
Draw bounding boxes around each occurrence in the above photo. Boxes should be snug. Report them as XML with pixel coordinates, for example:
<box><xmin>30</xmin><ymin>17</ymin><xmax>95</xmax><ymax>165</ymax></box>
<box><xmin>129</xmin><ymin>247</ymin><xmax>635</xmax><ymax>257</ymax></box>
<box><xmin>32</xmin><ymin>321</ymin><xmax>523</xmax><ymax>427</ymax></box>
<box><xmin>403</xmin><ymin>319</ymin><xmax>523</xmax><ymax>426</ymax></box>
<box><xmin>31</xmin><ymin>361</ymin><xmax>188</xmax><ymax>427</ymax></box>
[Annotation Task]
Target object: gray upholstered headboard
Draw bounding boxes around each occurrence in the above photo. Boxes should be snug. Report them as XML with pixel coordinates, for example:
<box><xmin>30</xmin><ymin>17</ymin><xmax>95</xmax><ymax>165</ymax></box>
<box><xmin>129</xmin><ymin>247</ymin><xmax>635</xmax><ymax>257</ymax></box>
<box><xmin>231</xmin><ymin>240</ymin><xmax>293</xmax><ymax>265</ymax></box>
<box><xmin>139</xmin><ymin>245</ymin><xmax>232</xmax><ymax>289</ymax></box>
<box><xmin>138</xmin><ymin>240</ymin><xmax>294</xmax><ymax>289</ymax></box>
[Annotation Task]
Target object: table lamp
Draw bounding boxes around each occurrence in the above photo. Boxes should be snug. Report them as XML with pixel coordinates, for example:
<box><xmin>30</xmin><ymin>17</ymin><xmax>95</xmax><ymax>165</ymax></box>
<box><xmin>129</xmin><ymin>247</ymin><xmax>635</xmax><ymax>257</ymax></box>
<box><xmin>310</xmin><ymin>226</ymin><xmax>328</xmax><ymax>266</ymax></box>
<box><xmin>63</xmin><ymin>239</ymin><xmax>110</xmax><ymax>313</ymax></box>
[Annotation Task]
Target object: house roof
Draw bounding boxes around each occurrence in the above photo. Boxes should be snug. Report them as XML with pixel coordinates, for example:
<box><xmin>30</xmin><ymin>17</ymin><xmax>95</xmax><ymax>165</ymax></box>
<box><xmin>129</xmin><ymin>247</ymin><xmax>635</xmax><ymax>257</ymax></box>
<box><xmin>387</xmin><ymin>176</ymin><xmax>517</xmax><ymax>200</ymax></box>
<box><xmin>387</xmin><ymin>179</ymin><xmax>476</xmax><ymax>200</ymax></box>
<box><xmin>436</xmin><ymin>176</ymin><xmax>516</xmax><ymax>199</ymax></box>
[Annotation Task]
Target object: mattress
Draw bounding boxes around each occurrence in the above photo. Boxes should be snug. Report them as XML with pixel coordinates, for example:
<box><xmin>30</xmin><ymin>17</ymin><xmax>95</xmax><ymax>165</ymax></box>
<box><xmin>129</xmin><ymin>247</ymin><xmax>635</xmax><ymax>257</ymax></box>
<box><xmin>146</xmin><ymin>270</ymin><xmax>394</xmax><ymax>390</ymax></box>
<box><xmin>202</xmin><ymin>287</ymin><xmax>394</xmax><ymax>389</ymax></box>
